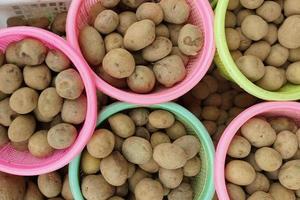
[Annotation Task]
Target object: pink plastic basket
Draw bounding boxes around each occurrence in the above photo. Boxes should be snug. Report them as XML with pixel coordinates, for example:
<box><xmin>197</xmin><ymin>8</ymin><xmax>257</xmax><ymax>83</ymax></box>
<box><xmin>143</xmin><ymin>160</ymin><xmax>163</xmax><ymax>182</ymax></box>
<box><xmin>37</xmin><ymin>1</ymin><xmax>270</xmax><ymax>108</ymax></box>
<box><xmin>214</xmin><ymin>101</ymin><xmax>300</xmax><ymax>200</ymax></box>
<box><xmin>66</xmin><ymin>0</ymin><xmax>215</xmax><ymax>105</ymax></box>
<box><xmin>0</xmin><ymin>27</ymin><xmax>97</xmax><ymax>176</ymax></box>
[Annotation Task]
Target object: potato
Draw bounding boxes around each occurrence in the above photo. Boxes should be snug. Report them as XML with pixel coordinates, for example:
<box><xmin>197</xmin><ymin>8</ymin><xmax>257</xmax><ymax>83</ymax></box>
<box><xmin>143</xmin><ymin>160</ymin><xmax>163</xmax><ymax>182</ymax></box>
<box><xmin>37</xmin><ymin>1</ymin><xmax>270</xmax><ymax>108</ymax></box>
<box><xmin>81</xmin><ymin>149</ymin><xmax>101</xmax><ymax>174</ymax></box>
<box><xmin>23</xmin><ymin>64</ymin><xmax>51</xmax><ymax>90</ymax></box>
<box><xmin>124</xmin><ymin>19</ymin><xmax>155</xmax><ymax>51</ymax></box>
<box><xmin>284</xmin><ymin>0</ymin><xmax>300</xmax><ymax>17</ymax></box>
<box><xmin>255</xmin><ymin>147</ymin><xmax>282</xmax><ymax>172</ymax></box>
<box><xmin>288</xmin><ymin>47</ymin><xmax>300</xmax><ymax>62</ymax></box>
<box><xmin>100</xmin><ymin>151</ymin><xmax>128</xmax><ymax>186</ymax></box>
<box><xmin>245</xmin><ymin>152</ymin><xmax>262</xmax><ymax>172</ymax></box>
<box><xmin>149</xmin><ymin>110</ymin><xmax>175</xmax><ymax>129</ymax></box>
<box><xmin>38</xmin><ymin>87</ymin><xmax>63</xmax><ymax>118</ymax></box>
<box><xmin>135</xmin><ymin>178</ymin><xmax>163</xmax><ymax>200</ymax></box>
<box><xmin>61</xmin><ymin>175</ymin><xmax>73</xmax><ymax>200</ymax></box>
<box><xmin>236</xmin><ymin>28</ymin><xmax>251</xmax><ymax>51</ymax></box>
<box><xmin>24</xmin><ymin>181</ymin><xmax>44</xmax><ymax>200</ymax></box>
<box><xmin>129</xmin><ymin>108</ymin><xmax>149</xmax><ymax>126</ymax></box>
<box><xmin>122</xmin><ymin>136</ymin><xmax>152</xmax><ymax>164</ymax></box>
<box><xmin>273</xmin><ymin>14</ymin><xmax>285</xmax><ymax>26</ymax></box>
<box><xmin>183</xmin><ymin>156</ymin><xmax>201</xmax><ymax>177</ymax></box>
<box><xmin>165</xmin><ymin>121</ymin><xmax>187</xmax><ymax>140</ymax></box>
<box><xmin>297</xmin><ymin>129</ymin><xmax>300</xmax><ymax>148</ymax></box>
<box><xmin>226</xmin><ymin>28</ymin><xmax>241</xmax><ymax>51</ymax></box>
<box><xmin>127</xmin><ymin>66</ymin><xmax>156</xmax><ymax>93</ymax></box>
<box><xmin>265</xmin><ymin>44</ymin><xmax>289</xmax><ymax>67</ymax></box>
<box><xmin>8</xmin><ymin>115</ymin><xmax>35</xmax><ymax>142</ymax></box>
<box><xmin>27</xmin><ymin>17</ymin><xmax>50</xmax><ymax>29</ymax></box>
<box><xmin>103</xmin><ymin>48</ymin><xmax>135</xmax><ymax>79</ymax></box>
<box><xmin>240</xmin><ymin>0</ymin><xmax>263</xmax><ymax>9</ymax></box>
<box><xmin>225</xmin><ymin>11</ymin><xmax>237</xmax><ymax>28</ymax></box>
<box><xmin>178</xmin><ymin>24</ymin><xmax>204</xmax><ymax>56</ymax></box>
<box><xmin>241</xmin><ymin>118</ymin><xmax>276</xmax><ymax>147</ymax></box>
<box><xmin>9</xmin><ymin>87</ymin><xmax>38</xmax><ymax>114</ymax></box>
<box><xmin>269</xmin><ymin>182</ymin><xmax>296</xmax><ymax>200</ymax></box>
<box><xmin>241</xmin><ymin>15</ymin><xmax>268</xmax><ymax>41</ymax></box>
<box><xmin>0</xmin><ymin>125</ymin><xmax>8</xmax><ymax>148</ymax></box>
<box><xmin>98</xmin><ymin>66</ymin><xmax>127</xmax><ymax>88</ymax></box>
<box><xmin>153</xmin><ymin>55</ymin><xmax>186</xmax><ymax>87</ymax></box>
<box><xmin>286</xmin><ymin>62</ymin><xmax>300</xmax><ymax>84</ymax></box>
<box><xmin>269</xmin><ymin>117</ymin><xmax>297</xmax><ymax>133</ymax></box>
<box><xmin>0</xmin><ymin>172</ymin><xmax>26</xmax><ymax>200</ymax></box>
<box><xmin>139</xmin><ymin>157</ymin><xmax>159</xmax><ymax>173</ymax></box>
<box><xmin>263</xmin><ymin>24</ymin><xmax>278</xmax><ymax>45</ymax></box>
<box><xmin>244</xmin><ymin>41</ymin><xmax>271</xmax><ymax>61</ymax></box>
<box><xmin>173</xmin><ymin>135</ymin><xmax>200</xmax><ymax>160</ymax></box>
<box><xmin>109</xmin><ymin>197</ymin><xmax>124</xmax><ymax>200</ymax></box>
<box><xmin>7</xmin><ymin>16</ymin><xmax>27</xmax><ymax>27</ymax></box>
<box><xmin>121</xmin><ymin>0</ymin><xmax>145</xmax><ymax>8</ymax></box>
<box><xmin>88</xmin><ymin>2</ymin><xmax>105</xmax><ymax>24</ymax></box>
<box><xmin>109</xmin><ymin>113</ymin><xmax>135</xmax><ymax>138</ymax></box>
<box><xmin>203</xmin><ymin>120</ymin><xmax>217</xmax><ymax>135</ymax></box>
<box><xmin>168</xmin><ymin>24</ymin><xmax>182</xmax><ymax>46</ymax></box>
<box><xmin>167</xmin><ymin>182</ymin><xmax>193</xmax><ymax>200</ymax></box>
<box><xmin>38</xmin><ymin>172</ymin><xmax>62</xmax><ymax>198</ymax></box>
<box><xmin>156</xmin><ymin>24</ymin><xmax>170</xmax><ymax>38</ymax></box>
<box><xmin>227</xmin><ymin>135</ymin><xmax>251</xmax><ymax>158</ymax></box>
<box><xmin>61</xmin><ymin>94</ymin><xmax>86</xmax><ymax>124</ymax></box>
<box><xmin>245</xmin><ymin>173</ymin><xmax>270</xmax><ymax>194</ymax></box>
<box><xmin>278</xmin><ymin>160</ymin><xmax>300</xmax><ymax>190</ymax></box>
<box><xmin>236</xmin><ymin>55</ymin><xmax>265</xmax><ymax>82</ymax></box>
<box><xmin>5</xmin><ymin>42</ymin><xmax>23</xmax><ymax>66</ymax></box>
<box><xmin>150</xmin><ymin>132</ymin><xmax>171</xmax><ymax>147</ymax></box>
<box><xmin>256</xmin><ymin>66</ymin><xmax>286</xmax><ymax>91</ymax></box>
<box><xmin>160</xmin><ymin>0</ymin><xmax>190</xmax><ymax>24</ymax></box>
<box><xmin>51</xmin><ymin>12</ymin><xmax>67</xmax><ymax>35</ymax></box>
<box><xmin>55</xmin><ymin>69</ymin><xmax>84</xmax><ymax>99</ymax></box>
<box><xmin>248</xmin><ymin>191</ymin><xmax>273</xmax><ymax>200</ymax></box>
<box><xmin>225</xmin><ymin>160</ymin><xmax>256</xmax><ymax>185</ymax></box>
<box><xmin>50</xmin><ymin>114</ymin><xmax>63</xmax><ymax>127</ymax></box>
<box><xmin>47</xmin><ymin>123</ymin><xmax>77</xmax><ymax>149</ymax></box>
<box><xmin>236</xmin><ymin>9</ymin><xmax>254</xmax><ymax>26</ymax></box>
<box><xmin>0</xmin><ymin>64</ymin><xmax>23</xmax><ymax>94</ymax></box>
<box><xmin>136</xmin><ymin>3</ymin><xmax>163</xmax><ymax>25</ymax></box>
<box><xmin>142</xmin><ymin>37</ymin><xmax>172</xmax><ymax>62</ymax></box>
<box><xmin>227</xmin><ymin>183</ymin><xmax>246</xmax><ymax>200</ymax></box>
<box><xmin>256</xmin><ymin>1</ymin><xmax>282</xmax><ymax>22</ymax></box>
<box><xmin>81</xmin><ymin>175</ymin><xmax>115</xmax><ymax>200</ymax></box>
<box><xmin>171</xmin><ymin>47</ymin><xmax>189</xmax><ymax>65</ymax></box>
<box><xmin>116</xmin><ymin>182</ymin><xmax>129</xmax><ymax>196</ymax></box>
<box><xmin>278</xmin><ymin>15</ymin><xmax>300</xmax><ymax>49</ymax></box>
<box><xmin>94</xmin><ymin>10</ymin><xmax>119</xmax><ymax>34</ymax></box>
<box><xmin>234</xmin><ymin>93</ymin><xmax>256</xmax><ymax>108</ymax></box>
<box><xmin>117</xmin><ymin>11</ymin><xmax>137</xmax><ymax>35</ymax></box>
<box><xmin>153</xmin><ymin>143</ymin><xmax>187</xmax><ymax>169</ymax></box>
<box><xmin>11</xmin><ymin>140</ymin><xmax>28</xmax><ymax>151</ymax></box>
<box><xmin>273</xmin><ymin>130</ymin><xmax>298</xmax><ymax>159</ymax></box>
<box><xmin>45</xmin><ymin>50</ymin><xmax>70</xmax><ymax>72</ymax></box>
<box><xmin>87</xmin><ymin>129</ymin><xmax>115</xmax><ymax>158</ymax></box>
<box><xmin>104</xmin><ymin>33</ymin><xmax>123</xmax><ymax>52</ymax></box>
<box><xmin>101</xmin><ymin>0</ymin><xmax>120</xmax><ymax>8</ymax></box>
<box><xmin>227</xmin><ymin>0</ymin><xmax>240</xmax><ymax>10</ymax></box>
<box><xmin>28</xmin><ymin>130</ymin><xmax>54</xmax><ymax>157</ymax></box>
<box><xmin>129</xmin><ymin>168</ymin><xmax>151</xmax><ymax>191</ymax></box>
<box><xmin>201</xmin><ymin>106</ymin><xmax>220</xmax><ymax>121</ymax></box>
<box><xmin>159</xmin><ymin>168</ymin><xmax>183</xmax><ymax>189</ymax></box>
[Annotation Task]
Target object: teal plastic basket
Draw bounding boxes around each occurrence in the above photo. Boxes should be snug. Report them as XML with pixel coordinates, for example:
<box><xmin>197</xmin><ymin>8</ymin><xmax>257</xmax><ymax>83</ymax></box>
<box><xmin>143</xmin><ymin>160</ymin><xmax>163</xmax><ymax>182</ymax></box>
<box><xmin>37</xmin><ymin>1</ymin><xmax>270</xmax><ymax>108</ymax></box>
<box><xmin>69</xmin><ymin>102</ymin><xmax>215</xmax><ymax>200</ymax></box>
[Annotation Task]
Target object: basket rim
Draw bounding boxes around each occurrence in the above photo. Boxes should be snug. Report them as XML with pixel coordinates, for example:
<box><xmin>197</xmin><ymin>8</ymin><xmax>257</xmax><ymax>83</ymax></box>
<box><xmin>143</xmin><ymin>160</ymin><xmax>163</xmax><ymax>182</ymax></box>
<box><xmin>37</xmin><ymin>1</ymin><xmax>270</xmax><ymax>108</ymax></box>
<box><xmin>0</xmin><ymin>27</ymin><xmax>97</xmax><ymax>176</ymax></box>
<box><xmin>66</xmin><ymin>0</ymin><xmax>215</xmax><ymax>105</ymax></box>
<box><xmin>214</xmin><ymin>0</ymin><xmax>300</xmax><ymax>101</ymax></box>
<box><xmin>214</xmin><ymin>101</ymin><xmax>300</xmax><ymax>200</ymax></box>
<box><xmin>69</xmin><ymin>101</ymin><xmax>215</xmax><ymax>200</ymax></box>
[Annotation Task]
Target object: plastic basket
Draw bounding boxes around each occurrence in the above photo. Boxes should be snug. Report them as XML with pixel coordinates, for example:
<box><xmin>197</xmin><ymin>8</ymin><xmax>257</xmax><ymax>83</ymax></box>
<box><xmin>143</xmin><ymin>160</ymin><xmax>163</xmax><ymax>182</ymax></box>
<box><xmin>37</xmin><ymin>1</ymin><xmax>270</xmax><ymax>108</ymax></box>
<box><xmin>214</xmin><ymin>0</ymin><xmax>300</xmax><ymax>101</ymax></box>
<box><xmin>69</xmin><ymin>102</ymin><xmax>215</xmax><ymax>200</ymax></box>
<box><xmin>0</xmin><ymin>0</ymin><xmax>71</xmax><ymax>28</ymax></box>
<box><xmin>0</xmin><ymin>27</ymin><xmax>97</xmax><ymax>176</ymax></box>
<box><xmin>214</xmin><ymin>101</ymin><xmax>300</xmax><ymax>200</ymax></box>
<box><xmin>66</xmin><ymin>0</ymin><xmax>215</xmax><ymax>105</ymax></box>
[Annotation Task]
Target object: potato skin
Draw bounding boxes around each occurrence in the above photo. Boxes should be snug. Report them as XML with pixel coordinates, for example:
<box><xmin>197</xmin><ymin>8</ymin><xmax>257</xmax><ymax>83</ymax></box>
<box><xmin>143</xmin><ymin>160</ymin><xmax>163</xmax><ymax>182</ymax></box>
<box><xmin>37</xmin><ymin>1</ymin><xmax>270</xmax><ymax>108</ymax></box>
<box><xmin>8</xmin><ymin>115</ymin><xmax>36</xmax><ymax>142</ymax></box>
<box><xmin>227</xmin><ymin>135</ymin><xmax>251</xmax><ymax>158</ymax></box>
<box><xmin>24</xmin><ymin>181</ymin><xmax>44</xmax><ymax>200</ymax></box>
<box><xmin>129</xmin><ymin>108</ymin><xmax>149</xmax><ymax>126</ymax></box>
<box><xmin>256</xmin><ymin>66</ymin><xmax>286</xmax><ymax>91</ymax></box>
<box><xmin>127</xmin><ymin>65</ymin><xmax>156</xmax><ymax>93</ymax></box>
<box><xmin>24</xmin><ymin>64</ymin><xmax>51</xmax><ymax>90</ymax></box>
<box><xmin>61</xmin><ymin>94</ymin><xmax>87</xmax><ymax>124</ymax></box>
<box><xmin>278</xmin><ymin>15</ymin><xmax>300</xmax><ymax>49</ymax></box>
<box><xmin>104</xmin><ymin>33</ymin><xmax>123</xmax><ymax>52</ymax></box>
<box><xmin>278</xmin><ymin>160</ymin><xmax>300</xmax><ymax>190</ymax></box>
<box><xmin>117</xmin><ymin>11</ymin><xmax>137</xmax><ymax>35</ymax></box>
<box><xmin>47</xmin><ymin>123</ymin><xmax>77</xmax><ymax>149</ymax></box>
<box><xmin>255</xmin><ymin>147</ymin><xmax>283</xmax><ymax>172</ymax></box>
<box><xmin>148</xmin><ymin>110</ymin><xmax>175</xmax><ymax>129</ymax></box>
<box><xmin>286</xmin><ymin>62</ymin><xmax>300</xmax><ymax>84</ymax></box>
<box><xmin>159</xmin><ymin>168</ymin><xmax>183</xmax><ymax>189</ymax></box>
<box><xmin>0</xmin><ymin>125</ymin><xmax>8</xmax><ymax>148</ymax></box>
<box><xmin>81</xmin><ymin>149</ymin><xmax>101</xmax><ymax>174</ymax></box>
<box><xmin>45</xmin><ymin>49</ymin><xmax>70</xmax><ymax>72</ymax></box>
<box><xmin>236</xmin><ymin>55</ymin><xmax>265</xmax><ymax>82</ymax></box>
<box><xmin>136</xmin><ymin>3</ymin><xmax>164</xmax><ymax>25</ymax></box>
<box><xmin>0</xmin><ymin>64</ymin><xmax>23</xmax><ymax>94</ymax></box>
<box><xmin>94</xmin><ymin>10</ymin><xmax>119</xmax><ymax>34</ymax></box>
<box><xmin>87</xmin><ymin>129</ymin><xmax>115</xmax><ymax>158</ymax></box>
<box><xmin>225</xmin><ymin>160</ymin><xmax>256</xmax><ymax>186</ymax></box>
<box><xmin>135</xmin><ymin>178</ymin><xmax>164</xmax><ymax>200</ymax></box>
<box><xmin>28</xmin><ymin>130</ymin><xmax>54</xmax><ymax>158</ymax></box>
<box><xmin>38</xmin><ymin>87</ymin><xmax>63</xmax><ymax>118</ymax></box>
<box><xmin>109</xmin><ymin>113</ymin><xmax>135</xmax><ymax>138</ymax></box>
<box><xmin>38</xmin><ymin>172</ymin><xmax>62</xmax><ymax>198</ymax></box>
<box><xmin>269</xmin><ymin>182</ymin><xmax>296</xmax><ymax>200</ymax></box>
<box><xmin>160</xmin><ymin>0</ymin><xmax>190</xmax><ymax>24</ymax></box>
<box><xmin>274</xmin><ymin>130</ymin><xmax>298</xmax><ymax>159</ymax></box>
<box><xmin>245</xmin><ymin>172</ymin><xmax>270</xmax><ymax>194</ymax></box>
<box><xmin>241</xmin><ymin>15</ymin><xmax>268</xmax><ymax>41</ymax></box>
<box><xmin>142</xmin><ymin>37</ymin><xmax>172</xmax><ymax>62</ymax></box>
<box><xmin>167</xmin><ymin>182</ymin><xmax>193</xmax><ymax>200</ymax></box>
<box><xmin>256</xmin><ymin>1</ymin><xmax>282</xmax><ymax>22</ymax></box>
<box><xmin>0</xmin><ymin>172</ymin><xmax>26</xmax><ymax>200</ymax></box>
<box><xmin>51</xmin><ymin>12</ymin><xmax>67</xmax><ymax>35</ymax></box>
<box><xmin>227</xmin><ymin>183</ymin><xmax>246</xmax><ymax>200</ymax></box>
<box><xmin>173</xmin><ymin>135</ymin><xmax>200</xmax><ymax>160</ymax></box>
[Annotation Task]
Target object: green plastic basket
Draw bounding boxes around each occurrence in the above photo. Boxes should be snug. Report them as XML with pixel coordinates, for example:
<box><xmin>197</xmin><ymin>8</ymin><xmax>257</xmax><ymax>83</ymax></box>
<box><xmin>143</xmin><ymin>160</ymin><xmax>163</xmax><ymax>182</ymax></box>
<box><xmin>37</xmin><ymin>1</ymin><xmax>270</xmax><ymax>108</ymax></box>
<box><xmin>69</xmin><ymin>102</ymin><xmax>215</xmax><ymax>200</ymax></box>
<box><xmin>214</xmin><ymin>0</ymin><xmax>300</xmax><ymax>101</ymax></box>
<box><xmin>211</xmin><ymin>0</ymin><xmax>218</xmax><ymax>8</ymax></box>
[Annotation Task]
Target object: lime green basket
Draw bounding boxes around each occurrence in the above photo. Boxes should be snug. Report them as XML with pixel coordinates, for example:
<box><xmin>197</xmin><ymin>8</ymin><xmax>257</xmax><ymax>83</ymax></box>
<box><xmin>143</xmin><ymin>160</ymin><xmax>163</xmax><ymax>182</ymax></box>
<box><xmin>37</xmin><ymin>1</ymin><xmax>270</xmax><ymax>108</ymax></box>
<box><xmin>211</xmin><ymin>0</ymin><xmax>218</xmax><ymax>8</ymax></box>
<box><xmin>69</xmin><ymin>102</ymin><xmax>215</xmax><ymax>200</ymax></box>
<box><xmin>214</xmin><ymin>0</ymin><xmax>300</xmax><ymax>101</ymax></box>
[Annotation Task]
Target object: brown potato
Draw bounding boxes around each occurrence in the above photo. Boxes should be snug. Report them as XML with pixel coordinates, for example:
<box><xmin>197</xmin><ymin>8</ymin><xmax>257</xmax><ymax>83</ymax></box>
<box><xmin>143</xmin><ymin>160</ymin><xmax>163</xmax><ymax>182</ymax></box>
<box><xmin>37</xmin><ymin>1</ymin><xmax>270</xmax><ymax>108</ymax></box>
<box><xmin>127</xmin><ymin>66</ymin><xmax>156</xmax><ymax>93</ymax></box>
<box><xmin>108</xmin><ymin>113</ymin><xmax>135</xmax><ymax>138</ymax></box>
<box><xmin>11</xmin><ymin>140</ymin><xmax>29</xmax><ymax>151</ymax></box>
<box><xmin>134</xmin><ymin>127</ymin><xmax>150</xmax><ymax>141</ymax></box>
<box><xmin>47</xmin><ymin>123</ymin><xmax>77</xmax><ymax>149</ymax></box>
<box><xmin>135</xmin><ymin>178</ymin><xmax>163</xmax><ymax>200</ymax></box>
<box><xmin>183</xmin><ymin>156</ymin><xmax>201</xmax><ymax>177</ymax></box>
<box><xmin>255</xmin><ymin>147</ymin><xmax>282</xmax><ymax>172</ymax></box>
<box><xmin>9</xmin><ymin>87</ymin><xmax>38</xmax><ymax>114</ymax></box>
<box><xmin>28</xmin><ymin>17</ymin><xmax>50</xmax><ymax>29</ymax></box>
<box><xmin>62</xmin><ymin>175</ymin><xmax>73</xmax><ymax>200</ymax></box>
<box><xmin>168</xmin><ymin>24</ymin><xmax>183</xmax><ymax>46</ymax></box>
<box><xmin>38</xmin><ymin>172</ymin><xmax>62</xmax><ymax>198</ymax></box>
<box><xmin>24</xmin><ymin>181</ymin><xmax>44</xmax><ymax>200</ymax></box>
<box><xmin>167</xmin><ymin>182</ymin><xmax>193</xmax><ymax>200</ymax></box>
<box><xmin>269</xmin><ymin>182</ymin><xmax>296</xmax><ymax>200</ymax></box>
<box><xmin>201</xmin><ymin>106</ymin><xmax>220</xmax><ymax>121</ymax></box>
<box><xmin>100</xmin><ymin>151</ymin><xmax>128</xmax><ymax>186</ymax></box>
<box><xmin>94</xmin><ymin>10</ymin><xmax>119</xmax><ymax>34</ymax></box>
<box><xmin>241</xmin><ymin>15</ymin><xmax>268</xmax><ymax>41</ymax></box>
<box><xmin>139</xmin><ymin>157</ymin><xmax>159</xmax><ymax>173</ymax></box>
<box><xmin>244</xmin><ymin>41</ymin><xmax>271</xmax><ymax>61</ymax></box>
<box><xmin>236</xmin><ymin>28</ymin><xmax>251</xmax><ymax>51</ymax></box>
<box><xmin>81</xmin><ymin>175</ymin><xmax>115</xmax><ymax>200</ymax></box>
<box><xmin>87</xmin><ymin>129</ymin><xmax>115</xmax><ymax>158</ymax></box>
<box><xmin>7</xmin><ymin>16</ymin><xmax>27</xmax><ymax>27</ymax></box>
<box><xmin>226</xmin><ymin>28</ymin><xmax>241</xmax><ymax>51</ymax></box>
<box><xmin>129</xmin><ymin>168</ymin><xmax>151</xmax><ymax>192</ymax></box>
<box><xmin>108</xmin><ymin>197</ymin><xmax>124</xmax><ymax>200</ymax></box>
<box><xmin>124</xmin><ymin>19</ymin><xmax>156</xmax><ymax>51</ymax></box>
<box><xmin>153</xmin><ymin>143</ymin><xmax>187</xmax><ymax>169</ymax></box>
<box><xmin>240</xmin><ymin>0</ymin><xmax>263</xmax><ymax>9</ymax></box>
<box><xmin>153</xmin><ymin>55</ymin><xmax>186</xmax><ymax>87</ymax></box>
<box><xmin>79</xmin><ymin>26</ymin><xmax>105</xmax><ymax>66</ymax></box>
<box><xmin>98</xmin><ymin>66</ymin><xmax>127</xmax><ymax>89</ymax></box>
<box><xmin>0</xmin><ymin>172</ymin><xmax>26</xmax><ymax>200</ymax></box>
<box><xmin>247</xmin><ymin>191</ymin><xmax>273</xmax><ymax>200</ymax></box>
<box><xmin>101</xmin><ymin>0</ymin><xmax>120</xmax><ymax>8</ymax></box>
<box><xmin>104</xmin><ymin>33</ymin><xmax>123</xmax><ymax>52</ymax></box>
<box><xmin>81</xmin><ymin>149</ymin><xmax>101</xmax><ymax>174</ymax></box>
<box><xmin>236</xmin><ymin>9</ymin><xmax>254</xmax><ymax>26</ymax></box>
<box><xmin>265</xmin><ymin>44</ymin><xmax>289</xmax><ymax>67</ymax></box>
<box><xmin>55</xmin><ymin>68</ymin><xmax>84</xmax><ymax>99</ymax></box>
<box><xmin>5</xmin><ymin>42</ymin><xmax>24</xmax><ymax>66</ymax></box>
<box><xmin>256</xmin><ymin>66</ymin><xmax>286</xmax><ymax>91</ymax></box>
<box><xmin>171</xmin><ymin>47</ymin><xmax>189</xmax><ymax>65</ymax></box>
<box><xmin>228</xmin><ymin>0</ymin><xmax>240</xmax><ymax>10</ymax></box>
<box><xmin>160</xmin><ymin>0</ymin><xmax>190</xmax><ymax>24</ymax></box>
<box><xmin>225</xmin><ymin>160</ymin><xmax>256</xmax><ymax>186</ymax></box>
<box><xmin>51</xmin><ymin>12</ymin><xmax>67</xmax><ymax>35</ymax></box>
<box><xmin>8</xmin><ymin>115</ymin><xmax>36</xmax><ymax>142</ymax></box>
<box><xmin>142</xmin><ymin>37</ymin><xmax>172</xmax><ymax>62</ymax></box>
<box><xmin>150</xmin><ymin>132</ymin><xmax>171</xmax><ymax>147</ymax></box>
<box><xmin>148</xmin><ymin>109</ymin><xmax>175</xmax><ymax>129</ymax></box>
<box><xmin>228</xmin><ymin>135</ymin><xmax>251</xmax><ymax>158</ymax></box>
<box><xmin>156</xmin><ymin>24</ymin><xmax>170</xmax><ymax>38</ymax></box>
<box><xmin>61</xmin><ymin>94</ymin><xmax>87</xmax><ymax>124</ymax></box>
<box><xmin>24</xmin><ymin>64</ymin><xmax>51</xmax><ymax>90</ymax></box>
<box><xmin>286</xmin><ymin>62</ymin><xmax>300</xmax><ymax>84</ymax></box>
<box><xmin>173</xmin><ymin>135</ymin><xmax>200</xmax><ymax>160</ymax></box>
<box><xmin>284</xmin><ymin>0</ymin><xmax>300</xmax><ymax>17</ymax></box>
<box><xmin>288</xmin><ymin>47</ymin><xmax>300</xmax><ymax>62</ymax></box>
<box><xmin>225</xmin><ymin>11</ymin><xmax>237</xmax><ymax>28</ymax></box>
<box><xmin>245</xmin><ymin>152</ymin><xmax>262</xmax><ymax>172</ymax></box>
<box><xmin>136</xmin><ymin>3</ymin><xmax>163</xmax><ymax>25</ymax></box>
<box><xmin>274</xmin><ymin>130</ymin><xmax>298</xmax><ymax>159</ymax></box>
<box><xmin>236</xmin><ymin>55</ymin><xmax>265</xmax><ymax>82</ymax></box>
<box><xmin>129</xmin><ymin>108</ymin><xmax>149</xmax><ymax>126</ymax></box>
<box><xmin>28</xmin><ymin>130</ymin><xmax>54</xmax><ymax>158</ymax></box>
<box><xmin>117</xmin><ymin>11</ymin><xmax>137</xmax><ymax>35</ymax></box>
<box><xmin>166</xmin><ymin>120</ymin><xmax>187</xmax><ymax>140</ymax></box>
<box><xmin>269</xmin><ymin>117</ymin><xmax>297</xmax><ymax>133</ymax></box>
<box><xmin>256</xmin><ymin>1</ymin><xmax>281</xmax><ymax>22</ymax></box>
<box><xmin>159</xmin><ymin>168</ymin><xmax>183</xmax><ymax>189</ymax></box>
<box><xmin>245</xmin><ymin>173</ymin><xmax>270</xmax><ymax>194</ymax></box>
<box><xmin>0</xmin><ymin>64</ymin><xmax>23</xmax><ymax>94</ymax></box>
<box><xmin>116</xmin><ymin>182</ymin><xmax>129</xmax><ymax>196</ymax></box>
<box><xmin>38</xmin><ymin>87</ymin><xmax>63</xmax><ymax>118</ymax></box>
<box><xmin>0</xmin><ymin>125</ymin><xmax>8</xmax><ymax>148</ymax></box>
<box><xmin>88</xmin><ymin>2</ymin><xmax>105</xmax><ymax>25</ymax></box>
<box><xmin>121</xmin><ymin>0</ymin><xmax>146</xmax><ymax>8</ymax></box>
<box><xmin>227</xmin><ymin>183</ymin><xmax>246</xmax><ymax>200</ymax></box>
<box><xmin>278</xmin><ymin>15</ymin><xmax>300</xmax><ymax>49</ymax></box>
<box><xmin>278</xmin><ymin>160</ymin><xmax>300</xmax><ymax>190</ymax></box>
<box><xmin>45</xmin><ymin>49</ymin><xmax>70</xmax><ymax>72</ymax></box>
<box><xmin>263</xmin><ymin>24</ymin><xmax>278</xmax><ymax>45</ymax></box>
<box><xmin>122</xmin><ymin>136</ymin><xmax>152</xmax><ymax>164</ymax></box>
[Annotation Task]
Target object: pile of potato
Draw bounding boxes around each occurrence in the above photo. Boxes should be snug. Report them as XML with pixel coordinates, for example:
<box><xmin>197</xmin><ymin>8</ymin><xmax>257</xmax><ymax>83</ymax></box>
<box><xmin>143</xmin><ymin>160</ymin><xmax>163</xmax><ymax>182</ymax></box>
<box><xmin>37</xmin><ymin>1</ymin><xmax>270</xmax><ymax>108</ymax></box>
<box><xmin>178</xmin><ymin>66</ymin><xmax>258</xmax><ymax>145</ymax></box>
<box><xmin>7</xmin><ymin>13</ymin><xmax>67</xmax><ymax>35</ymax></box>
<box><xmin>79</xmin><ymin>0</ymin><xmax>204</xmax><ymax>93</ymax></box>
<box><xmin>0</xmin><ymin>168</ymin><xmax>73</xmax><ymax>200</ymax></box>
<box><xmin>225</xmin><ymin>116</ymin><xmax>300</xmax><ymax>200</ymax></box>
<box><xmin>0</xmin><ymin>38</ymin><xmax>87</xmax><ymax>158</ymax></box>
<box><xmin>79</xmin><ymin>108</ymin><xmax>201</xmax><ymax>200</ymax></box>
<box><xmin>226</xmin><ymin>0</ymin><xmax>300</xmax><ymax>91</ymax></box>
